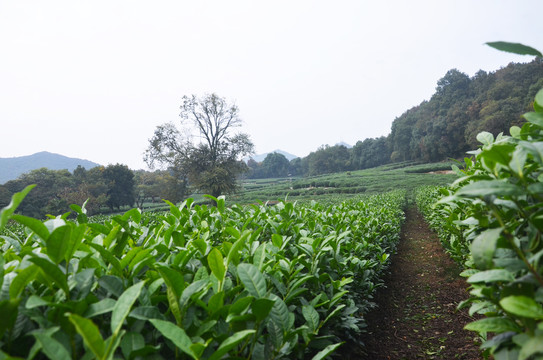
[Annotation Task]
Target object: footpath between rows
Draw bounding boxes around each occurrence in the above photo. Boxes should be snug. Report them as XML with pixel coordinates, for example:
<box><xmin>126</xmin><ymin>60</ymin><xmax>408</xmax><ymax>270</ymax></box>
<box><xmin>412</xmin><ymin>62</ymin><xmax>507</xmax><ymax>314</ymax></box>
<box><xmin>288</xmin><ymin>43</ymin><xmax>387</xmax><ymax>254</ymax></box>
<box><xmin>346</xmin><ymin>206</ymin><xmax>483</xmax><ymax>360</ymax></box>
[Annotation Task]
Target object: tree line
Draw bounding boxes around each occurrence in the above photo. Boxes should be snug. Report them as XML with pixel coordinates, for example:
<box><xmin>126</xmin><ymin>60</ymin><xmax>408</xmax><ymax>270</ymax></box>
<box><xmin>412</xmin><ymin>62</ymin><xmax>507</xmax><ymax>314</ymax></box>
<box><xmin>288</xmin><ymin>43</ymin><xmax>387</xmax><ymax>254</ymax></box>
<box><xmin>246</xmin><ymin>58</ymin><xmax>543</xmax><ymax>178</ymax></box>
<box><xmin>0</xmin><ymin>165</ymin><xmax>188</xmax><ymax>218</ymax></box>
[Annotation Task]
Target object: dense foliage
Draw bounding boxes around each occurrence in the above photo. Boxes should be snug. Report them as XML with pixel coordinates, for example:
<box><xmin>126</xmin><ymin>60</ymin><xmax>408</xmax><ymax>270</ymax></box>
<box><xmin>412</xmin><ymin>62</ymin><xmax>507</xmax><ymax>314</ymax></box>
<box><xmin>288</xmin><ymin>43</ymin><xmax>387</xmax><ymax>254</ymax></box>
<box><xmin>389</xmin><ymin>61</ymin><xmax>543</xmax><ymax>163</ymax></box>
<box><xmin>246</xmin><ymin>153</ymin><xmax>291</xmax><ymax>179</ymax></box>
<box><xmin>0</xmin><ymin>188</ymin><xmax>405</xmax><ymax>359</ymax></box>
<box><xmin>416</xmin><ymin>78</ymin><xmax>543</xmax><ymax>359</ymax></box>
<box><xmin>0</xmin><ymin>164</ymin><xmax>136</xmax><ymax>218</ymax></box>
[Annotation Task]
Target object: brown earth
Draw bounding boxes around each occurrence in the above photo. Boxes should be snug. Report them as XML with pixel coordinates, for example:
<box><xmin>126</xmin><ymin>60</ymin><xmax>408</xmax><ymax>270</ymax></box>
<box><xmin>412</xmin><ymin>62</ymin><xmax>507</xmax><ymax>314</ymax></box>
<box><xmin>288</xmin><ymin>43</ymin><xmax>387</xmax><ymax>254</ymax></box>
<box><xmin>344</xmin><ymin>206</ymin><xmax>483</xmax><ymax>360</ymax></box>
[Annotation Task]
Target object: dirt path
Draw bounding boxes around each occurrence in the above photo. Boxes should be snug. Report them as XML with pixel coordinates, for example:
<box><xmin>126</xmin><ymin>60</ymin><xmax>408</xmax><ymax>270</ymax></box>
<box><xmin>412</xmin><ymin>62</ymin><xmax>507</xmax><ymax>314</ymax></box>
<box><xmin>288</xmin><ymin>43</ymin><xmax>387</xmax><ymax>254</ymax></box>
<box><xmin>346</xmin><ymin>206</ymin><xmax>483</xmax><ymax>360</ymax></box>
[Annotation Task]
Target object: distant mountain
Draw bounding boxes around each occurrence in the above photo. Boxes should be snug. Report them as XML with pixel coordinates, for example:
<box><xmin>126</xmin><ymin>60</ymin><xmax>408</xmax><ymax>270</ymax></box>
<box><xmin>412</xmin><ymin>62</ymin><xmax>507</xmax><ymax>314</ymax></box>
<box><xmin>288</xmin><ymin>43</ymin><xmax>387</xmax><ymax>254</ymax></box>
<box><xmin>249</xmin><ymin>149</ymin><xmax>299</xmax><ymax>163</ymax></box>
<box><xmin>0</xmin><ymin>151</ymin><xmax>100</xmax><ymax>184</ymax></box>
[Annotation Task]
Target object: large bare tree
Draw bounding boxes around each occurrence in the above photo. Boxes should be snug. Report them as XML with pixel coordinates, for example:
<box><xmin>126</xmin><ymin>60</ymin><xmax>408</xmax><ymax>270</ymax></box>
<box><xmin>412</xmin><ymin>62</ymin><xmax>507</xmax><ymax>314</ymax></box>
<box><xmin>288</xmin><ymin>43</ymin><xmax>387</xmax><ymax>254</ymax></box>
<box><xmin>144</xmin><ymin>93</ymin><xmax>254</xmax><ymax>199</ymax></box>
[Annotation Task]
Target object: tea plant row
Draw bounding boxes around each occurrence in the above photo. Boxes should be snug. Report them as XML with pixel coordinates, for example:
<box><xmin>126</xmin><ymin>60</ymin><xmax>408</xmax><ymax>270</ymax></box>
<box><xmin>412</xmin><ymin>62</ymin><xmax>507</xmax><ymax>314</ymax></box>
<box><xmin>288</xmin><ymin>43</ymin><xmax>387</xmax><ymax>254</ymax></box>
<box><xmin>416</xmin><ymin>87</ymin><xmax>543</xmax><ymax>359</ymax></box>
<box><xmin>0</xmin><ymin>190</ymin><xmax>405</xmax><ymax>359</ymax></box>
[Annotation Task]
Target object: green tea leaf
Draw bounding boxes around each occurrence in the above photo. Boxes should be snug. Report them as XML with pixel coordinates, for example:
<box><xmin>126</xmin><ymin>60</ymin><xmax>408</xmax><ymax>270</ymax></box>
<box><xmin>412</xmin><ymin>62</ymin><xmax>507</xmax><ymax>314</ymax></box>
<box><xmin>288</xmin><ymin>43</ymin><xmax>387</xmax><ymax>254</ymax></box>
<box><xmin>120</xmin><ymin>332</ymin><xmax>145</xmax><ymax>360</ymax></box>
<box><xmin>72</xmin><ymin>270</ymin><xmax>94</xmax><ymax>303</ymax></box>
<box><xmin>464</xmin><ymin>317</ymin><xmax>521</xmax><ymax>333</ymax></box>
<box><xmin>252</xmin><ymin>243</ymin><xmax>267</xmax><ymax>271</ymax></box>
<box><xmin>456</xmin><ymin>181</ymin><xmax>524</xmax><ymax>198</ymax></box>
<box><xmin>0</xmin><ymin>235</ymin><xmax>21</xmax><ymax>253</ymax></box>
<box><xmin>268</xmin><ymin>294</ymin><xmax>290</xmax><ymax>330</ymax></box>
<box><xmin>104</xmin><ymin>329</ymin><xmax>125</xmax><ymax>360</ymax></box>
<box><xmin>10</xmin><ymin>214</ymin><xmax>50</xmax><ymax>240</ymax></box>
<box><xmin>34</xmin><ymin>332</ymin><xmax>71</xmax><ymax>360</ymax></box>
<box><xmin>99</xmin><ymin>275</ymin><xmax>124</xmax><ymax>297</ymax></box>
<box><xmin>509</xmin><ymin>147</ymin><xmax>527</xmax><ymax>178</ymax></box>
<box><xmin>471</xmin><ymin>228</ymin><xmax>502</xmax><ymax>269</ymax></box>
<box><xmin>167</xmin><ymin>287</ymin><xmax>182</xmax><ymax>325</ymax></box>
<box><xmin>190</xmin><ymin>343</ymin><xmax>207</xmax><ymax>359</ymax></box>
<box><xmin>477</xmin><ymin>131</ymin><xmax>494</xmax><ymax>146</ymax></box>
<box><xmin>129</xmin><ymin>306</ymin><xmax>166</xmax><ymax>321</ymax></box>
<box><xmin>195</xmin><ymin>320</ymin><xmax>217</xmax><ymax>338</ymax></box>
<box><xmin>486</xmin><ymin>42</ymin><xmax>542</xmax><ymax>57</ymax></box>
<box><xmin>510</xmin><ymin>125</ymin><xmax>521</xmax><ymax>139</ymax></box>
<box><xmin>45</xmin><ymin>225</ymin><xmax>71</xmax><ymax>264</ymax></box>
<box><xmin>208</xmin><ymin>291</ymin><xmax>225</xmax><ymax>315</ymax></box>
<box><xmin>272</xmin><ymin>234</ymin><xmax>283</xmax><ymax>248</ymax></box>
<box><xmin>208</xmin><ymin>329</ymin><xmax>255</xmax><ymax>360</ymax></box>
<box><xmin>311</xmin><ymin>342</ymin><xmax>343</xmax><ymax>360</ymax></box>
<box><xmin>156</xmin><ymin>265</ymin><xmax>185</xmax><ymax>299</ymax></box>
<box><xmin>302</xmin><ymin>305</ymin><xmax>320</xmax><ymax>332</ymax></box>
<box><xmin>68</xmin><ymin>313</ymin><xmax>106</xmax><ymax>360</ymax></box>
<box><xmin>480</xmin><ymin>143</ymin><xmax>515</xmax><ymax>166</ymax></box>
<box><xmin>535</xmin><ymin>88</ymin><xmax>543</xmax><ymax>110</ymax></box>
<box><xmin>468</xmin><ymin>269</ymin><xmax>514</xmax><ymax>283</ymax></box>
<box><xmin>322</xmin><ymin>304</ymin><xmax>346</xmax><ymax>326</ymax></box>
<box><xmin>179</xmin><ymin>279</ymin><xmax>209</xmax><ymax>308</ymax></box>
<box><xmin>226</xmin><ymin>230</ymin><xmax>250</xmax><ymax>266</ymax></box>
<box><xmin>229</xmin><ymin>296</ymin><xmax>254</xmax><ymax>315</ymax></box>
<box><xmin>111</xmin><ymin>281</ymin><xmax>145</xmax><ymax>335</ymax></box>
<box><xmin>120</xmin><ymin>247</ymin><xmax>142</xmax><ymax>270</ymax></box>
<box><xmin>28</xmin><ymin>256</ymin><xmax>70</xmax><ymax>297</ymax></box>
<box><xmin>163</xmin><ymin>200</ymin><xmax>182</xmax><ymax>218</ymax></box>
<box><xmin>0</xmin><ymin>299</ymin><xmax>21</xmax><ymax>335</ymax></box>
<box><xmin>121</xmin><ymin>208</ymin><xmax>141</xmax><ymax>224</ymax></box>
<box><xmin>208</xmin><ymin>248</ymin><xmax>226</xmax><ymax>283</ymax></box>
<box><xmin>494</xmin><ymin>348</ymin><xmax>520</xmax><ymax>360</ymax></box>
<box><xmin>519</xmin><ymin>335</ymin><xmax>543</xmax><ymax>360</ymax></box>
<box><xmin>89</xmin><ymin>243</ymin><xmax>122</xmax><ymax>274</ymax></box>
<box><xmin>518</xmin><ymin>141</ymin><xmax>543</xmax><ymax>165</ymax></box>
<box><xmin>0</xmin><ymin>184</ymin><xmax>35</xmax><ymax>230</ymax></box>
<box><xmin>251</xmin><ymin>298</ymin><xmax>275</xmax><ymax>322</ymax></box>
<box><xmin>149</xmin><ymin>319</ymin><xmax>196</xmax><ymax>360</ymax></box>
<box><xmin>9</xmin><ymin>265</ymin><xmax>39</xmax><ymax>298</ymax></box>
<box><xmin>500</xmin><ymin>296</ymin><xmax>543</xmax><ymax>319</ymax></box>
<box><xmin>237</xmin><ymin>263</ymin><xmax>267</xmax><ymax>298</ymax></box>
<box><xmin>127</xmin><ymin>248</ymin><xmax>152</xmax><ymax>272</ymax></box>
<box><xmin>84</xmin><ymin>298</ymin><xmax>116</xmax><ymax>318</ymax></box>
<box><xmin>523</xmin><ymin>112</ymin><xmax>543</xmax><ymax>128</ymax></box>
<box><xmin>25</xmin><ymin>295</ymin><xmax>49</xmax><ymax>309</ymax></box>
<box><xmin>65</xmin><ymin>224</ymin><xmax>86</xmax><ymax>263</ymax></box>
<box><xmin>102</xmin><ymin>225</ymin><xmax>120</xmax><ymax>249</ymax></box>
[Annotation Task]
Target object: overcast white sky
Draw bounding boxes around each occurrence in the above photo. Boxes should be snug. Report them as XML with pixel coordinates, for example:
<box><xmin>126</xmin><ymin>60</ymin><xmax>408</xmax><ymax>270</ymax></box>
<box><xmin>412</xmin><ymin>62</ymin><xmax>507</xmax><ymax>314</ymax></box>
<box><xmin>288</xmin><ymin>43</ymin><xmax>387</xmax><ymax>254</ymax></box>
<box><xmin>1</xmin><ymin>1</ymin><xmax>541</xmax><ymax>170</ymax></box>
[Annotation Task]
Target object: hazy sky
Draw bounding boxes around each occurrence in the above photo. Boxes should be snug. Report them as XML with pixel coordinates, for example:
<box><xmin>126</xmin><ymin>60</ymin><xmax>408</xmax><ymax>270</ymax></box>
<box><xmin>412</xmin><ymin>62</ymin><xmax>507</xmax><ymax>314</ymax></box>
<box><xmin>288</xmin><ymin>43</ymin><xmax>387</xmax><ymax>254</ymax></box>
<box><xmin>1</xmin><ymin>1</ymin><xmax>541</xmax><ymax>170</ymax></box>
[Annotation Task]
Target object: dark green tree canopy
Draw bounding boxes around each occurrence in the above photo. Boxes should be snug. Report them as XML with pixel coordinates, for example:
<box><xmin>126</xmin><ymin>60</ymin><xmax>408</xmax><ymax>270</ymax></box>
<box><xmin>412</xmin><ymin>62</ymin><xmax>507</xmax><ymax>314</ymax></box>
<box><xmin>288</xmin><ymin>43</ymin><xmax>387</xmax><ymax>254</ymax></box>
<box><xmin>247</xmin><ymin>152</ymin><xmax>291</xmax><ymax>179</ymax></box>
<box><xmin>261</xmin><ymin>152</ymin><xmax>290</xmax><ymax>178</ymax></box>
<box><xmin>103</xmin><ymin>164</ymin><xmax>136</xmax><ymax>210</ymax></box>
<box><xmin>144</xmin><ymin>93</ymin><xmax>254</xmax><ymax>199</ymax></box>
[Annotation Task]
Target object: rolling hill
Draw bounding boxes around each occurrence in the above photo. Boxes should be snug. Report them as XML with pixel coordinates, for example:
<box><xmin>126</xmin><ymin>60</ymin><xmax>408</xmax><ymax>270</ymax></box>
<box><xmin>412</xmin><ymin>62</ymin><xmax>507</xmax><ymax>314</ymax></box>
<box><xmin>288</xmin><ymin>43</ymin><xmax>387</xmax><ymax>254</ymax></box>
<box><xmin>0</xmin><ymin>151</ymin><xmax>100</xmax><ymax>184</ymax></box>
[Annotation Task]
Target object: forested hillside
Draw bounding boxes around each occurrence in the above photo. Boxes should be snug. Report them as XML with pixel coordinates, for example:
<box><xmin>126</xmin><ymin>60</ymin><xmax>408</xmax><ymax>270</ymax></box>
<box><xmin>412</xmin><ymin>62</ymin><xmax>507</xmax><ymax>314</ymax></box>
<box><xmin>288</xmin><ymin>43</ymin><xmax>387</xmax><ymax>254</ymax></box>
<box><xmin>263</xmin><ymin>58</ymin><xmax>543</xmax><ymax>177</ymax></box>
<box><xmin>388</xmin><ymin>59</ymin><xmax>543</xmax><ymax>162</ymax></box>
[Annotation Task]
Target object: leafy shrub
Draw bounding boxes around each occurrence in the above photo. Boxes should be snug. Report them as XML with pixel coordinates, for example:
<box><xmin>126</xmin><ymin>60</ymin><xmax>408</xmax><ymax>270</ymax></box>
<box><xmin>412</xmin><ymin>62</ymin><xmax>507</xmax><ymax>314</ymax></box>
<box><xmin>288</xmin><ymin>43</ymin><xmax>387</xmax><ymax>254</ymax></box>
<box><xmin>415</xmin><ymin>186</ymin><xmax>470</xmax><ymax>264</ymax></box>
<box><xmin>0</xmin><ymin>188</ymin><xmax>405</xmax><ymax>359</ymax></box>
<box><xmin>417</xmin><ymin>66</ymin><xmax>543</xmax><ymax>358</ymax></box>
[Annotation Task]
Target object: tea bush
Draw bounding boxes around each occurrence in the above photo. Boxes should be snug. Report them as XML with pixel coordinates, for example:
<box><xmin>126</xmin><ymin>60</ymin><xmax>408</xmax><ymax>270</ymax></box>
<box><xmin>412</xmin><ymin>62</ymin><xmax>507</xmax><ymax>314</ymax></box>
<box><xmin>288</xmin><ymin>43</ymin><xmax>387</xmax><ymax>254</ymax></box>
<box><xmin>0</xmin><ymin>188</ymin><xmax>405</xmax><ymax>359</ymax></box>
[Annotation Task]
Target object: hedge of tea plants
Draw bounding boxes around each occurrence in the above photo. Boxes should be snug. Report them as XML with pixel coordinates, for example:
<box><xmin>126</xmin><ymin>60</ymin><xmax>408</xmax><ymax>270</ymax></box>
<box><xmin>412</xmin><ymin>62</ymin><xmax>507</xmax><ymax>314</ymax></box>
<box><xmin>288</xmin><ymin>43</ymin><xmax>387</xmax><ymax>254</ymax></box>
<box><xmin>415</xmin><ymin>86</ymin><xmax>543</xmax><ymax>359</ymax></box>
<box><xmin>0</xmin><ymin>189</ymin><xmax>405</xmax><ymax>360</ymax></box>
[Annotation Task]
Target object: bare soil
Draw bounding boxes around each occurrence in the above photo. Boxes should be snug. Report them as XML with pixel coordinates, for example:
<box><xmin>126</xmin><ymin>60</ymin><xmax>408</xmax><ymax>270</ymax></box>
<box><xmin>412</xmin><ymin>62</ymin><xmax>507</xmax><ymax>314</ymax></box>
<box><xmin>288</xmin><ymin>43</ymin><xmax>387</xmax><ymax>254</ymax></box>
<box><xmin>344</xmin><ymin>206</ymin><xmax>483</xmax><ymax>360</ymax></box>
